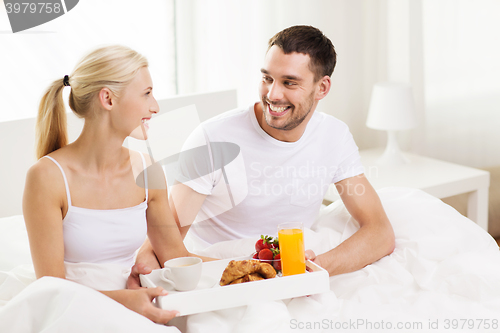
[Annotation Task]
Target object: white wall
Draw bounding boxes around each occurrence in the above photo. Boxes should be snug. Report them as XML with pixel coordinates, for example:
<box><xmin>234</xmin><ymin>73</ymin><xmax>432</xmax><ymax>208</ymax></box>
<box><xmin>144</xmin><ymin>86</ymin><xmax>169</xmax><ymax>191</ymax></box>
<box><xmin>0</xmin><ymin>112</ymin><xmax>84</xmax><ymax>218</ymax></box>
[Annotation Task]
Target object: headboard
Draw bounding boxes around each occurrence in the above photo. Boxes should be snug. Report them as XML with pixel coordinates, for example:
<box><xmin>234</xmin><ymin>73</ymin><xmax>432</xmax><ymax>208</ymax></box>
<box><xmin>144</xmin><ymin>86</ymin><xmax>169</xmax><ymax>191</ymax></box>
<box><xmin>0</xmin><ymin>89</ymin><xmax>238</xmax><ymax>218</ymax></box>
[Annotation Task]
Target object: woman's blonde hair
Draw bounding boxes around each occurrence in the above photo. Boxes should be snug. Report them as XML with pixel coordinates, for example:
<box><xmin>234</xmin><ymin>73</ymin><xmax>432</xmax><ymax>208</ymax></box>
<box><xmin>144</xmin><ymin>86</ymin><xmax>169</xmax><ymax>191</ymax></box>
<box><xmin>36</xmin><ymin>45</ymin><xmax>148</xmax><ymax>159</ymax></box>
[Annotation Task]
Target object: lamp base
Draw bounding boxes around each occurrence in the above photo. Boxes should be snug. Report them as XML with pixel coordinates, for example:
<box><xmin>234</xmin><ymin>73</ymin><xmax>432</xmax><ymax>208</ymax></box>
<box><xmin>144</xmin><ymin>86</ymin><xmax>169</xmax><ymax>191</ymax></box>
<box><xmin>375</xmin><ymin>131</ymin><xmax>411</xmax><ymax>166</ymax></box>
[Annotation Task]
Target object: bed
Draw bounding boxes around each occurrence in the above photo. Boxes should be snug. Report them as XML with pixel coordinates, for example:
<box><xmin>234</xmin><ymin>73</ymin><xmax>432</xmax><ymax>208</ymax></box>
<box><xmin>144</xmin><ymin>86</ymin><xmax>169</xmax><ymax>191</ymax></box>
<box><xmin>1</xmin><ymin>90</ymin><xmax>500</xmax><ymax>333</ymax></box>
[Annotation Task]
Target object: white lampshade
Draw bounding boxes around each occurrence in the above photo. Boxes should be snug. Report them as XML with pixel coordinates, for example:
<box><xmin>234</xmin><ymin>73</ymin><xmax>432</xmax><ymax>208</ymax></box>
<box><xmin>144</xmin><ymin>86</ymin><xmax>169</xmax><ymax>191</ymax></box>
<box><xmin>366</xmin><ymin>82</ymin><xmax>417</xmax><ymax>131</ymax></box>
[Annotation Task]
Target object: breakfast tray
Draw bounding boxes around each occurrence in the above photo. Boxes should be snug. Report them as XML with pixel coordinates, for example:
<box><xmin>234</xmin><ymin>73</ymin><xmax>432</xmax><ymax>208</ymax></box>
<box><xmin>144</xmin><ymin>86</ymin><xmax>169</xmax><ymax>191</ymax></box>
<box><xmin>140</xmin><ymin>257</ymin><xmax>330</xmax><ymax>316</ymax></box>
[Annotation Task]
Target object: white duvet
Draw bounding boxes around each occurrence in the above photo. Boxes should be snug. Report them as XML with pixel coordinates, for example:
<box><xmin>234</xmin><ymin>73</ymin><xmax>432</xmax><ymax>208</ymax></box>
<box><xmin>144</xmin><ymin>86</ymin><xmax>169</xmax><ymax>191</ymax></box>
<box><xmin>1</xmin><ymin>187</ymin><xmax>500</xmax><ymax>333</ymax></box>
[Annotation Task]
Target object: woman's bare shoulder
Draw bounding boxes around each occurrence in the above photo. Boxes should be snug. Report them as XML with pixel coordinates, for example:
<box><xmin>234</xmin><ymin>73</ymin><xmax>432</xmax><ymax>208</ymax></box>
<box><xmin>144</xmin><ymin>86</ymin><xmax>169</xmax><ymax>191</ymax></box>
<box><xmin>28</xmin><ymin>145</ymin><xmax>75</xmax><ymax>179</ymax></box>
<box><xmin>24</xmin><ymin>155</ymin><xmax>67</xmax><ymax>215</ymax></box>
<box><xmin>26</xmin><ymin>155</ymin><xmax>63</xmax><ymax>184</ymax></box>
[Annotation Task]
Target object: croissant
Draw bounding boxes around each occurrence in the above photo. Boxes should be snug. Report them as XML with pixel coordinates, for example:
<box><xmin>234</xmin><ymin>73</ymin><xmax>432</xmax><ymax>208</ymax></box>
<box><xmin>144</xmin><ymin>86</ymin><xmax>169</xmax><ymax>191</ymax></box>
<box><xmin>229</xmin><ymin>273</ymin><xmax>264</xmax><ymax>285</ymax></box>
<box><xmin>220</xmin><ymin>260</ymin><xmax>276</xmax><ymax>286</ymax></box>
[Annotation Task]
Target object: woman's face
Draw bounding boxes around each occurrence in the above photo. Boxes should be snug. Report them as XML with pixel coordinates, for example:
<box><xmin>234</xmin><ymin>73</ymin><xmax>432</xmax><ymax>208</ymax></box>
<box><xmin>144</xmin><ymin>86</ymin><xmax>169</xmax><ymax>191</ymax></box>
<box><xmin>115</xmin><ymin>67</ymin><xmax>159</xmax><ymax>140</ymax></box>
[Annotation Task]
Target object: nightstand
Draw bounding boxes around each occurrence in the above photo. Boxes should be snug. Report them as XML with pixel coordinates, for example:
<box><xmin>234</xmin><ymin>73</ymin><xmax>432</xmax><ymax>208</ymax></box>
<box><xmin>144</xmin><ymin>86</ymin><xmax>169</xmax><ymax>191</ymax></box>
<box><xmin>324</xmin><ymin>148</ymin><xmax>490</xmax><ymax>230</ymax></box>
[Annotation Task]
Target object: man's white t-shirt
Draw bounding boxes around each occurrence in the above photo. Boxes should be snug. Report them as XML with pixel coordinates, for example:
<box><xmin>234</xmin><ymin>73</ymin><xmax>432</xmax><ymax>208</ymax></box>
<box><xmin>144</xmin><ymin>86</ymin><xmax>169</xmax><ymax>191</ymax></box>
<box><xmin>176</xmin><ymin>103</ymin><xmax>364</xmax><ymax>248</ymax></box>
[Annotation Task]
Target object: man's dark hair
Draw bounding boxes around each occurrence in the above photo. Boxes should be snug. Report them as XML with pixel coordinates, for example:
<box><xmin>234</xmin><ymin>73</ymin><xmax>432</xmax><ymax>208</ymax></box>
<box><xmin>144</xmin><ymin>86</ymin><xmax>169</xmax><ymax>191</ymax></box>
<box><xmin>267</xmin><ymin>25</ymin><xmax>336</xmax><ymax>81</ymax></box>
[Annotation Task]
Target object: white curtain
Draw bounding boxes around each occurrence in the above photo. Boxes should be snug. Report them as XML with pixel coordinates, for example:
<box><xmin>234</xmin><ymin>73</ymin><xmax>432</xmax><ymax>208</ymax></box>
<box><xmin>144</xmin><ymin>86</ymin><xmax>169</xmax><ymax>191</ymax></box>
<box><xmin>422</xmin><ymin>0</ymin><xmax>500</xmax><ymax>167</ymax></box>
<box><xmin>0</xmin><ymin>0</ymin><xmax>177</xmax><ymax>123</ymax></box>
<box><xmin>175</xmin><ymin>0</ymin><xmax>500</xmax><ymax>168</ymax></box>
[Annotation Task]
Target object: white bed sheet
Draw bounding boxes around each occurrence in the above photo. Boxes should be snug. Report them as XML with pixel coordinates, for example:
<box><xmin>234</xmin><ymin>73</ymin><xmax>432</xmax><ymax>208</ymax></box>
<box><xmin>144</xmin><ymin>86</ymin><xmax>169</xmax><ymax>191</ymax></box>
<box><xmin>1</xmin><ymin>187</ymin><xmax>499</xmax><ymax>333</ymax></box>
<box><xmin>186</xmin><ymin>187</ymin><xmax>500</xmax><ymax>332</ymax></box>
<box><xmin>0</xmin><ymin>217</ymin><xmax>179</xmax><ymax>332</ymax></box>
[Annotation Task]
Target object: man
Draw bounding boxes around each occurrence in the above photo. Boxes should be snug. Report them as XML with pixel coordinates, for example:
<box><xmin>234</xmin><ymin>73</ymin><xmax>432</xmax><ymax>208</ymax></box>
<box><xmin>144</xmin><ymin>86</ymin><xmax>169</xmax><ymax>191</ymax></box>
<box><xmin>130</xmin><ymin>25</ymin><xmax>394</xmax><ymax>283</ymax></box>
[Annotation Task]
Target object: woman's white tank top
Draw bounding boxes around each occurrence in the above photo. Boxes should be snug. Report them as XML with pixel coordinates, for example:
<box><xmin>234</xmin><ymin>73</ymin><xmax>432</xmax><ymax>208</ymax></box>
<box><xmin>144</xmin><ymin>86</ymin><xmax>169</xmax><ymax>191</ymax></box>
<box><xmin>44</xmin><ymin>154</ymin><xmax>148</xmax><ymax>268</ymax></box>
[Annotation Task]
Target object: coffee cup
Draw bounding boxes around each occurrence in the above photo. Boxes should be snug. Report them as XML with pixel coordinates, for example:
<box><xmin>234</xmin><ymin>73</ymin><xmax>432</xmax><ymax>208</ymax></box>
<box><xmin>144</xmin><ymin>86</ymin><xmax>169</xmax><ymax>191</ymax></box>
<box><xmin>160</xmin><ymin>257</ymin><xmax>202</xmax><ymax>291</ymax></box>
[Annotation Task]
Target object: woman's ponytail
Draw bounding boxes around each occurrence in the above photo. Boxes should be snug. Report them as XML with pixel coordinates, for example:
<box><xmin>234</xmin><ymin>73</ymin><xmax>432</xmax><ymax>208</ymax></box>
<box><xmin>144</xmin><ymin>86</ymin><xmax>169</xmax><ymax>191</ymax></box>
<box><xmin>35</xmin><ymin>45</ymin><xmax>148</xmax><ymax>159</ymax></box>
<box><xmin>35</xmin><ymin>78</ymin><xmax>68</xmax><ymax>159</ymax></box>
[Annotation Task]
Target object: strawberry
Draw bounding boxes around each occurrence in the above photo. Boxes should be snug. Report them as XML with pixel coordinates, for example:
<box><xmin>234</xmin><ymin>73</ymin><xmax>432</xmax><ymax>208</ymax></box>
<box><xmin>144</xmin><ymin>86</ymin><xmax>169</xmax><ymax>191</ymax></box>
<box><xmin>255</xmin><ymin>239</ymin><xmax>267</xmax><ymax>252</ymax></box>
<box><xmin>255</xmin><ymin>235</ymin><xmax>273</xmax><ymax>252</ymax></box>
<box><xmin>252</xmin><ymin>252</ymin><xmax>259</xmax><ymax>259</ymax></box>
<box><xmin>258</xmin><ymin>248</ymin><xmax>273</xmax><ymax>261</ymax></box>
<box><xmin>270</xmin><ymin>238</ymin><xmax>279</xmax><ymax>249</ymax></box>
<box><xmin>273</xmin><ymin>253</ymin><xmax>281</xmax><ymax>271</ymax></box>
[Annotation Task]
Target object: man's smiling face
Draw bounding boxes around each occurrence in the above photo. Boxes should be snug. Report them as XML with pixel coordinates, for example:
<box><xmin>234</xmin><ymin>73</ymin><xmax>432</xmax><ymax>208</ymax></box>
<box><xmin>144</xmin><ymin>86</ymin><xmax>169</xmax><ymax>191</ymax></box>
<box><xmin>259</xmin><ymin>45</ymin><xmax>320</xmax><ymax>135</ymax></box>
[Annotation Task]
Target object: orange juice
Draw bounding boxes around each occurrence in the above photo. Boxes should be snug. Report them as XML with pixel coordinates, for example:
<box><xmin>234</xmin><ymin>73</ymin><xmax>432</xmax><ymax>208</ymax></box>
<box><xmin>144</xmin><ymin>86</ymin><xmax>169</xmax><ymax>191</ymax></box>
<box><xmin>278</xmin><ymin>228</ymin><xmax>305</xmax><ymax>276</ymax></box>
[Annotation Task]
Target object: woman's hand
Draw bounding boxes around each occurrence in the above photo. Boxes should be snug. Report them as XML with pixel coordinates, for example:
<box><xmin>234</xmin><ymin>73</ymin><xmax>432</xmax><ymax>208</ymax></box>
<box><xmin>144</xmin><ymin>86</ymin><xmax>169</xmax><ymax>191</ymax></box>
<box><xmin>101</xmin><ymin>287</ymin><xmax>179</xmax><ymax>324</ymax></box>
<box><xmin>126</xmin><ymin>287</ymin><xmax>179</xmax><ymax>324</ymax></box>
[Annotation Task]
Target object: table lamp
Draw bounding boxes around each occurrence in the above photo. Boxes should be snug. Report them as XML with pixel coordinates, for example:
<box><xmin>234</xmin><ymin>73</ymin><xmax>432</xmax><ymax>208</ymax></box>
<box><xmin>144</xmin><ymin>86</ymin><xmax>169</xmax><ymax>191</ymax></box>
<box><xmin>366</xmin><ymin>82</ymin><xmax>418</xmax><ymax>165</ymax></box>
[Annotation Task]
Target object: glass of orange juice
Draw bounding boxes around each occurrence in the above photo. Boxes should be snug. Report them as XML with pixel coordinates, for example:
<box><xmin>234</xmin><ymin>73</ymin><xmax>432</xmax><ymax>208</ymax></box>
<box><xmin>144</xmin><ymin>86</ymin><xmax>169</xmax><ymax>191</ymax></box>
<box><xmin>278</xmin><ymin>222</ymin><xmax>305</xmax><ymax>276</ymax></box>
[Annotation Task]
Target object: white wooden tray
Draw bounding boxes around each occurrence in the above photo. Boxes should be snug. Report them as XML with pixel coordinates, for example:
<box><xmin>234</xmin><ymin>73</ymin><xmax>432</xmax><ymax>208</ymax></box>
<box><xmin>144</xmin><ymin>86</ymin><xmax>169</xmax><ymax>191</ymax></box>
<box><xmin>140</xmin><ymin>257</ymin><xmax>330</xmax><ymax>316</ymax></box>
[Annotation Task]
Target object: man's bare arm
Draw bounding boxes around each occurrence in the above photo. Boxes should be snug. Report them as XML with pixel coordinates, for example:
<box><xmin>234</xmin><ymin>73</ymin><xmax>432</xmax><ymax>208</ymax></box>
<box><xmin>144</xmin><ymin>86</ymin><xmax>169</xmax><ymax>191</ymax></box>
<box><xmin>307</xmin><ymin>174</ymin><xmax>395</xmax><ymax>276</ymax></box>
<box><xmin>169</xmin><ymin>182</ymin><xmax>208</xmax><ymax>239</ymax></box>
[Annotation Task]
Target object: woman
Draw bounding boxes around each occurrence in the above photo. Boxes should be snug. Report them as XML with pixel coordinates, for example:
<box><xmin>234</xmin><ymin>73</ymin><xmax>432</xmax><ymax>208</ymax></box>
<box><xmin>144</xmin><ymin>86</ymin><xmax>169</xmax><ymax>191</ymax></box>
<box><xmin>22</xmin><ymin>45</ymin><xmax>203</xmax><ymax>324</ymax></box>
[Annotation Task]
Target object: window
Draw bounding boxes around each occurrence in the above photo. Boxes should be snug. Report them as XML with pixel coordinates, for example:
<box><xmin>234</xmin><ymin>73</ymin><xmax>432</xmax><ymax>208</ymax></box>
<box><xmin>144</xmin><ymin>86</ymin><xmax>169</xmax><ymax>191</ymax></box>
<box><xmin>0</xmin><ymin>0</ymin><xmax>176</xmax><ymax>122</ymax></box>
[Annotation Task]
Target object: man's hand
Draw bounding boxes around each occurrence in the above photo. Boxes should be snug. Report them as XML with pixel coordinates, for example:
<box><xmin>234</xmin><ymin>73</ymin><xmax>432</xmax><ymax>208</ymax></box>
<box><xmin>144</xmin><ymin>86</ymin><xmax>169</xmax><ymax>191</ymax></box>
<box><xmin>130</xmin><ymin>239</ymin><xmax>163</xmax><ymax>290</ymax></box>
<box><xmin>127</xmin><ymin>263</ymin><xmax>153</xmax><ymax>290</ymax></box>
<box><xmin>305</xmin><ymin>249</ymin><xmax>325</xmax><ymax>270</ymax></box>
